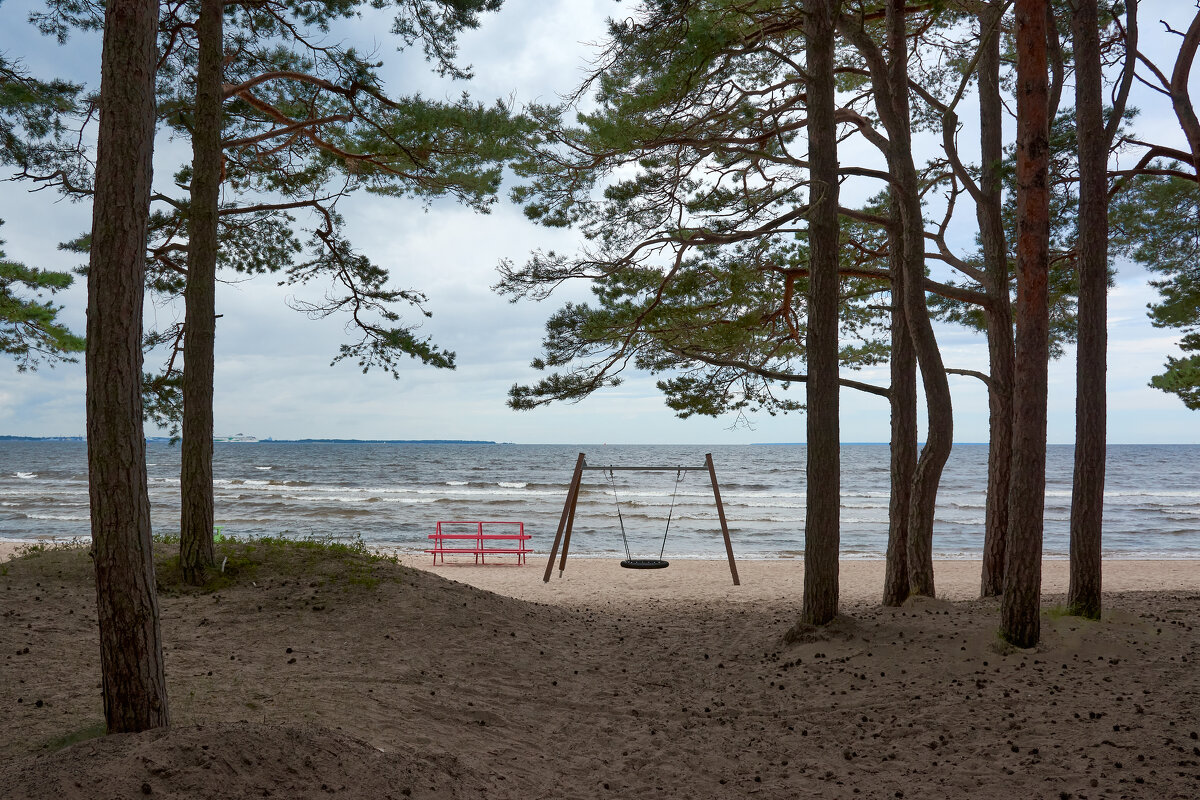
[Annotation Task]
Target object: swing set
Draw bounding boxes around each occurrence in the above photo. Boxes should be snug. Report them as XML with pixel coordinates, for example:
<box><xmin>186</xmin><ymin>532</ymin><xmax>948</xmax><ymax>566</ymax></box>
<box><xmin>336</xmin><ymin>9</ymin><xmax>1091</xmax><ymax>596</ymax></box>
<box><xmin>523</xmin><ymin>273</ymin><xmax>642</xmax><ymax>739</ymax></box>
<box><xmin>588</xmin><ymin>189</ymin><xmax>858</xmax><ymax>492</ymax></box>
<box><xmin>543</xmin><ymin>452</ymin><xmax>740</xmax><ymax>585</ymax></box>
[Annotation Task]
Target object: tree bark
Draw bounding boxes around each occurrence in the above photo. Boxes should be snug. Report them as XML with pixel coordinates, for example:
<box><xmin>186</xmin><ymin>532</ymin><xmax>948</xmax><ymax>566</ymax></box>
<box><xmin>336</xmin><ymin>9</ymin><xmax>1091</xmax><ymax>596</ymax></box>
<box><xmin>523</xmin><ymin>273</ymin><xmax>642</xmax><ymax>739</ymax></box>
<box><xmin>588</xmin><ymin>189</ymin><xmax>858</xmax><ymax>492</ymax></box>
<box><xmin>978</xmin><ymin>0</ymin><xmax>1015</xmax><ymax>598</ymax></box>
<box><xmin>180</xmin><ymin>0</ymin><xmax>223</xmax><ymax>584</ymax></box>
<box><xmin>838</xmin><ymin>1</ymin><xmax>952</xmax><ymax>601</ymax></box>
<box><xmin>1166</xmin><ymin>10</ymin><xmax>1200</xmax><ymax>176</ymax></box>
<box><xmin>1002</xmin><ymin>0</ymin><xmax>1051</xmax><ymax>649</ymax></box>
<box><xmin>87</xmin><ymin>0</ymin><xmax>169</xmax><ymax>732</ymax></box>
<box><xmin>1067</xmin><ymin>0</ymin><xmax>1106</xmax><ymax>620</ymax></box>
<box><xmin>801</xmin><ymin>0</ymin><xmax>840</xmax><ymax>626</ymax></box>
<box><xmin>883</xmin><ymin>214</ymin><xmax>916</xmax><ymax>607</ymax></box>
<box><xmin>886</xmin><ymin>0</ymin><xmax>952</xmax><ymax>599</ymax></box>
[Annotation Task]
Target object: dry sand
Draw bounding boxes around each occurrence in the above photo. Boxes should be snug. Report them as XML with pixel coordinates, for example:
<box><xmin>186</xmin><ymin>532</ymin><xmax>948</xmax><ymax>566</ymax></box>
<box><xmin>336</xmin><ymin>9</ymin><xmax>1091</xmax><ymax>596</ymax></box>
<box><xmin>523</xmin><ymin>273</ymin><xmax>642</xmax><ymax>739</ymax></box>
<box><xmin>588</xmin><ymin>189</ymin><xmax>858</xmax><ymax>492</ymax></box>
<box><xmin>394</xmin><ymin>553</ymin><xmax>1200</xmax><ymax>607</ymax></box>
<box><xmin>2</xmin><ymin>541</ymin><xmax>1199</xmax><ymax>799</ymax></box>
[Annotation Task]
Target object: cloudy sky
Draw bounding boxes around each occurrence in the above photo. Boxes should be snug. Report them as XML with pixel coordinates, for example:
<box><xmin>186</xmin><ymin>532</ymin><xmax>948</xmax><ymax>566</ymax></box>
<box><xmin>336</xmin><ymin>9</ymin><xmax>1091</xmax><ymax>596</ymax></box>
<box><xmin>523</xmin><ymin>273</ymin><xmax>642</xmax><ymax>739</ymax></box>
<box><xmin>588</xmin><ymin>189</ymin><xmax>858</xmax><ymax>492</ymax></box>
<box><xmin>0</xmin><ymin>0</ymin><xmax>1196</xmax><ymax>444</ymax></box>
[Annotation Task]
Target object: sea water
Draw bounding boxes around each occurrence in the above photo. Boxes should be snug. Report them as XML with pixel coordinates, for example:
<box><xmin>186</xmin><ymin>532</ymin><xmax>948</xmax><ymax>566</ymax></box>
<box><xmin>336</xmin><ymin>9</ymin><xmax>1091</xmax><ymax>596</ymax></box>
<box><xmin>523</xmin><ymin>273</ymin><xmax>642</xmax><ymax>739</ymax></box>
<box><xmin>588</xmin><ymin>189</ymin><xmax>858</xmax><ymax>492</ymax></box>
<box><xmin>1</xmin><ymin>442</ymin><xmax>1198</xmax><ymax>559</ymax></box>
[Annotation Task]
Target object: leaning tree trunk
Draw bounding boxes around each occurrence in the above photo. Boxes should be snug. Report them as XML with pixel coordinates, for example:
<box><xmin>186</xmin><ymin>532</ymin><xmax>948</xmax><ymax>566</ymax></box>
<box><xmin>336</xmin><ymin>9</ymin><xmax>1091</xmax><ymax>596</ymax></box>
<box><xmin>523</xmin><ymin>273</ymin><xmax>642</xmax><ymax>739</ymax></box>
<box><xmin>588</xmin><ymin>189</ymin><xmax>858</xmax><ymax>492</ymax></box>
<box><xmin>883</xmin><ymin>216</ymin><xmax>917</xmax><ymax>607</ymax></box>
<box><xmin>1165</xmin><ymin>10</ymin><xmax>1200</xmax><ymax>176</ymax></box>
<box><xmin>86</xmin><ymin>0</ymin><xmax>169</xmax><ymax>732</ymax></box>
<box><xmin>1002</xmin><ymin>0</ymin><xmax>1051</xmax><ymax>649</ymax></box>
<box><xmin>180</xmin><ymin>0</ymin><xmax>223</xmax><ymax>584</ymax></box>
<box><xmin>840</xmin><ymin>0</ymin><xmax>953</xmax><ymax>601</ymax></box>
<box><xmin>886</xmin><ymin>0</ymin><xmax>952</xmax><ymax>599</ymax></box>
<box><xmin>800</xmin><ymin>0</ymin><xmax>841</xmax><ymax>626</ymax></box>
<box><xmin>978</xmin><ymin>0</ymin><xmax>1015</xmax><ymax>598</ymax></box>
<box><xmin>1067</xmin><ymin>0</ymin><xmax>1107</xmax><ymax>620</ymax></box>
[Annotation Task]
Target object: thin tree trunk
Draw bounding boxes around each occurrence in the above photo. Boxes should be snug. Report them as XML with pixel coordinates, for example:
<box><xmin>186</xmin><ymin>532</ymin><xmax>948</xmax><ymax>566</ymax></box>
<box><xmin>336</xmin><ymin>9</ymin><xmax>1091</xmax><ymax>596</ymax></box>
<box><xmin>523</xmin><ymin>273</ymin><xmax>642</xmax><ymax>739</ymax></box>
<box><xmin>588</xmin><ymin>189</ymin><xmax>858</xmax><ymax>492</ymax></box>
<box><xmin>886</xmin><ymin>0</ymin><xmax>951</xmax><ymax>599</ymax></box>
<box><xmin>981</xmin><ymin>303</ymin><xmax>1014</xmax><ymax>596</ymax></box>
<box><xmin>1002</xmin><ymin>0</ymin><xmax>1051</xmax><ymax>649</ymax></box>
<box><xmin>1166</xmin><ymin>11</ymin><xmax>1200</xmax><ymax>176</ymax></box>
<box><xmin>801</xmin><ymin>0</ymin><xmax>840</xmax><ymax>626</ymax></box>
<box><xmin>86</xmin><ymin>0</ymin><xmax>169</xmax><ymax>732</ymax></box>
<box><xmin>883</xmin><ymin>217</ymin><xmax>916</xmax><ymax>607</ymax></box>
<box><xmin>978</xmin><ymin>0</ymin><xmax>1014</xmax><ymax>598</ymax></box>
<box><xmin>1067</xmin><ymin>0</ymin><xmax>1106</xmax><ymax>620</ymax></box>
<box><xmin>180</xmin><ymin>0</ymin><xmax>223</xmax><ymax>584</ymax></box>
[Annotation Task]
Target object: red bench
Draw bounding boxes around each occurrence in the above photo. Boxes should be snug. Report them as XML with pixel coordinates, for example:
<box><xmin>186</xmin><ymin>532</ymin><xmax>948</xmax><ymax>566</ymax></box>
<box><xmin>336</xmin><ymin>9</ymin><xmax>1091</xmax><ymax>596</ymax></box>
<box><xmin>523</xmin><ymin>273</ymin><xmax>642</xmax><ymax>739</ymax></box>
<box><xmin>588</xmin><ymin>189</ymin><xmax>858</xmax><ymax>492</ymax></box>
<box><xmin>427</xmin><ymin>521</ymin><xmax>532</xmax><ymax>565</ymax></box>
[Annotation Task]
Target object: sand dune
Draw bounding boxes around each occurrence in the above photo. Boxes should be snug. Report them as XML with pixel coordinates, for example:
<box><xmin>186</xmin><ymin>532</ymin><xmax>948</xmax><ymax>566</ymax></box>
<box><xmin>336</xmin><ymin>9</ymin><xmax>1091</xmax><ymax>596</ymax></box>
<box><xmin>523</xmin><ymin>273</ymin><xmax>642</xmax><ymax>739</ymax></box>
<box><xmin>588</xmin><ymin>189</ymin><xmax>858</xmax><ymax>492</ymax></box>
<box><xmin>2</xmin><ymin>543</ymin><xmax>1198</xmax><ymax>798</ymax></box>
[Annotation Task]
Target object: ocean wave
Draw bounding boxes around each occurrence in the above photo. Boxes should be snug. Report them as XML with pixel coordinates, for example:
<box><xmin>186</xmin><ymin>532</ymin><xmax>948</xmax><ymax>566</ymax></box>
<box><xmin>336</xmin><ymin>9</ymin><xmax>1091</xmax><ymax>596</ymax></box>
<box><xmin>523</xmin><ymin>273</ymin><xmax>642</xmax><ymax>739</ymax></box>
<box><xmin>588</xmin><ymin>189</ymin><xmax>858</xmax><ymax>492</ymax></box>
<box><xmin>216</xmin><ymin>482</ymin><xmax>566</xmax><ymax>500</ymax></box>
<box><xmin>14</xmin><ymin>472</ymin><xmax>36</xmax><ymax>479</ymax></box>
<box><xmin>1045</xmin><ymin>489</ymin><xmax>1200</xmax><ymax>499</ymax></box>
<box><xmin>25</xmin><ymin>513</ymin><xmax>89</xmax><ymax>521</ymax></box>
<box><xmin>255</xmin><ymin>466</ymin><xmax>272</xmax><ymax>471</ymax></box>
<box><xmin>726</xmin><ymin>500</ymin><xmax>807</xmax><ymax>510</ymax></box>
<box><xmin>297</xmin><ymin>507</ymin><xmax>376</xmax><ymax>518</ymax></box>
<box><xmin>8</xmin><ymin>442</ymin><xmax>1200</xmax><ymax>559</ymax></box>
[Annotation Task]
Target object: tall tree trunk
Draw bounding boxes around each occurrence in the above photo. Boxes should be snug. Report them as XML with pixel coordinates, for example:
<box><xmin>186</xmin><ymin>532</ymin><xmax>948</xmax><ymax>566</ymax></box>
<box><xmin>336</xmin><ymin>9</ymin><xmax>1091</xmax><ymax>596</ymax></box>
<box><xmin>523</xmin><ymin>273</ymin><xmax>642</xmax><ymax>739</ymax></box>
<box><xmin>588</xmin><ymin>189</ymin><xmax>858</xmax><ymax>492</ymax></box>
<box><xmin>839</xmin><ymin>2</ymin><xmax>952</xmax><ymax>601</ymax></box>
<box><xmin>87</xmin><ymin>0</ymin><xmax>169</xmax><ymax>733</ymax></box>
<box><xmin>886</xmin><ymin>0</ymin><xmax>951</xmax><ymax>599</ymax></box>
<box><xmin>180</xmin><ymin>0</ymin><xmax>223</xmax><ymax>584</ymax></box>
<box><xmin>1002</xmin><ymin>0</ymin><xmax>1051</xmax><ymax>649</ymax></box>
<box><xmin>978</xmin><ymin>0</ymin><xmax>1014</xmax><ymax>598</ymax></box>
<box><xmin>1067</xmin><ymin>0</ymin><xmax>1106</xmax><ymax>620</ymax></box>
<box><xmin>801</xmin><ymin>0</ymin><xmax>840</xmax><ymax>626</ymax></box>
<box><xmin>883</xmin><ymin>216</ymin><xmax>917</xmax><ymax>607</ymax></box>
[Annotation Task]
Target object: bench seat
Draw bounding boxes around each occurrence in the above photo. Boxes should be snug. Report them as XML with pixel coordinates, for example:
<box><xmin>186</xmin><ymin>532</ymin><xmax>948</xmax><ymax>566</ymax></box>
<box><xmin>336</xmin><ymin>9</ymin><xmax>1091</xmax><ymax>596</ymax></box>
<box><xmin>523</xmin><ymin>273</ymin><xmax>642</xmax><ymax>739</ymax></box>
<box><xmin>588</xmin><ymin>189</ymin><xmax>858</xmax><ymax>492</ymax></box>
<box><xmin>427</xmin><ymin>521</ymin><xmax>532</xmax><ymax>565</ymax></box>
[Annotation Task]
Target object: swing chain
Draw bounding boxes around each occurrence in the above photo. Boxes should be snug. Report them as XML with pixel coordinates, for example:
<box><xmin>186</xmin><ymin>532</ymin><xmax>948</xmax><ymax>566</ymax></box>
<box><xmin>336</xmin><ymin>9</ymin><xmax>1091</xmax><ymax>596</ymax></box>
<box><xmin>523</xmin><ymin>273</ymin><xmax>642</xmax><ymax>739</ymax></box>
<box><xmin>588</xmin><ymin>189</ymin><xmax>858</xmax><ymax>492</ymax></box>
<box><xmin>659</xmin><ymin>468</ymin><xmax>684</xmax><ymax>560</ymax></box>
<box><xmin>607</xmin><ymin>466</ymin><xmax>684</xmax><ymax>563</ymax></box>
<box><xmin>606</xmin><ymin>468</ymin><xmax>633</xmax><ymax>561</ymax></box>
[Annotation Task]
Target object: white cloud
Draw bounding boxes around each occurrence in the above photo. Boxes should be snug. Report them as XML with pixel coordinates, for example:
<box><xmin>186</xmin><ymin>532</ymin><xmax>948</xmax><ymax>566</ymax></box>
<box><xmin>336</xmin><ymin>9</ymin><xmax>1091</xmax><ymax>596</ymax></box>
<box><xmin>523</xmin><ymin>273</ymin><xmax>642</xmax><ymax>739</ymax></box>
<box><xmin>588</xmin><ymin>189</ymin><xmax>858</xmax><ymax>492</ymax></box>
<box><xmin>1</xmin><ymin>0</ymin><xmax>1198</xmax><ymax>443</ymax></box>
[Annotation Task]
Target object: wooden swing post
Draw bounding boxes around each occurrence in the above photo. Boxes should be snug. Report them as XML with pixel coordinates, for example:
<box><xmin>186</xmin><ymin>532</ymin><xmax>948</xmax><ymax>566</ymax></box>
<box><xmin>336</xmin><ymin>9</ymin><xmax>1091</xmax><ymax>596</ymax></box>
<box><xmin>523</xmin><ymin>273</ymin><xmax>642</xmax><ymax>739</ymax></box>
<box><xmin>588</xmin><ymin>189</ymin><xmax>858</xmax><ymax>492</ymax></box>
<box><xmin>544</xmin><ymin>453</ymin><xmax>740</xmax><ymax>585</ymax></box>
<box><xmin>543</xmin><ymin>453</ymin><xmax>585</xmax><ymax>583</ymax></box>
<box><xmin>706</xmin><ymin>452</ymin><xmax>740</xmax><ymax>586</ymax></box>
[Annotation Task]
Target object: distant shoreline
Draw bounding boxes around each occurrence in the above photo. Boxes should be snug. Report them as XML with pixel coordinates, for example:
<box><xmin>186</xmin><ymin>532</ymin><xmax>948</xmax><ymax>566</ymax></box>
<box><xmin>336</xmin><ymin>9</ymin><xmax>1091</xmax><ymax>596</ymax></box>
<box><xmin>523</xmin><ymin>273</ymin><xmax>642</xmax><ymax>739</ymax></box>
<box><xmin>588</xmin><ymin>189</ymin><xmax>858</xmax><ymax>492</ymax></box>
<box><xmin>5</xmin><ymin>437</ymin><xmax>1198</xmax><ymax>445</ymax></box>
<box><xmin>0</xmin><ymin>436</ymin><xmax>498</xmax><ymax>445</ymax></box>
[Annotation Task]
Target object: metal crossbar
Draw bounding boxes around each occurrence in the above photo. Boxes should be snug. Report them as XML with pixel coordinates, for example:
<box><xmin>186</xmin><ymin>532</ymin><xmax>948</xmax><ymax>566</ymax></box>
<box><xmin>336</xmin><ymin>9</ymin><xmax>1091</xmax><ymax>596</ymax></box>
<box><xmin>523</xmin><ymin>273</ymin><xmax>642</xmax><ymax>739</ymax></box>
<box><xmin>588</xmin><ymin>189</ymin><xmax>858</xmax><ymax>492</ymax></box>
<box><xmin>582</xmin><ymin>465</ymin><xmax>708</xmax><ymax>471</ymax></box>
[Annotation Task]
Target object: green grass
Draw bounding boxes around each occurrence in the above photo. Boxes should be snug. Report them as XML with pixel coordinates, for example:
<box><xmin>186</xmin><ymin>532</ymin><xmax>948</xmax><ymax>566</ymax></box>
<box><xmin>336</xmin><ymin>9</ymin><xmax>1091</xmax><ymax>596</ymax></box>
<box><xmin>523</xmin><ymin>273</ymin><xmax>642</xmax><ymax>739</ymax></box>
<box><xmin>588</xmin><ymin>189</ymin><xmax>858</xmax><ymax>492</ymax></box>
<box><xmin>44</xmin><ymin>720</ymin><xmax>107</xmax><ymax>752</ymax></box>
<box><xmin>155</xmin><ymin>533</ymin><xmax>401</xmax><ymax>595</ymax></box>
<box><xmin>1046</xmin><ymin>603</ymin><xmax>1103</xmax><ymax>622</ymax></box>
<box><xmin>11</xmin><ymin>539</ymin><xmax>88</xmax><ymax>558</ymax></box>
<box><xmin>990</xmin><ymin>630</ymin><xmax>1020</xmax><ymax>655</ymax></box>
<box><xmin>1044</xmin><ymin>604</ymin><xmax>1071</xmax><ymax>620</ymax></box>
<box><xmin>2</xmin><ymin>531</ymin><xmax>402</xmax><ymax>596</ymax></box>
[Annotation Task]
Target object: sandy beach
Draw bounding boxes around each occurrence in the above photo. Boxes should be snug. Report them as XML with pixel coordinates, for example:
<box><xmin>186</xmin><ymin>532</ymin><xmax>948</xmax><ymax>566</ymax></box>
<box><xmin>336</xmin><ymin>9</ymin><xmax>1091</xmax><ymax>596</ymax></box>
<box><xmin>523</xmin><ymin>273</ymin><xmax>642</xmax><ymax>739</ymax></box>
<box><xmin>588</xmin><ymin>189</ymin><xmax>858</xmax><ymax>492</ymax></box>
<box><xmin>394</xmin><ymin>553</ymin><xmax>1200</xmax><ymax>606</ymax></box>
<box><xmin>2</xmin><ymin>541</ymin><xmax>1199</xmax><ymax>798</ymax></box>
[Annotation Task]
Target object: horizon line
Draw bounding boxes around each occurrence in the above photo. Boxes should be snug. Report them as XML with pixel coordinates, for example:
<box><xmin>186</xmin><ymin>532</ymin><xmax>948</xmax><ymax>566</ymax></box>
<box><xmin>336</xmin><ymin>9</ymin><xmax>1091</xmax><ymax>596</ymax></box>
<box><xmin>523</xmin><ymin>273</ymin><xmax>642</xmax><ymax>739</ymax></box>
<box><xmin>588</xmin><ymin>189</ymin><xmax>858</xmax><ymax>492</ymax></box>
<box><xmin>3</xmin><ymin>435</ymin><xmax>1198</xmax><ymax>447</ymax></box>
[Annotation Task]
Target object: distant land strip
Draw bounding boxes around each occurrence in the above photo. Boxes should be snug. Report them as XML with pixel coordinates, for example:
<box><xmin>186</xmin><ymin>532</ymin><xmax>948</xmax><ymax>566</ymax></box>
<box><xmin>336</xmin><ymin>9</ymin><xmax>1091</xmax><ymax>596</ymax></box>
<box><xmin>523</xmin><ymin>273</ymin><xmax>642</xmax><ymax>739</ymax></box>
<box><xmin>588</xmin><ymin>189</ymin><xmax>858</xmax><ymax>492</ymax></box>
<box><xmin>0</xmin><ymin>435</ymin><xmax>496</xmax><ymax>445</ymax></box>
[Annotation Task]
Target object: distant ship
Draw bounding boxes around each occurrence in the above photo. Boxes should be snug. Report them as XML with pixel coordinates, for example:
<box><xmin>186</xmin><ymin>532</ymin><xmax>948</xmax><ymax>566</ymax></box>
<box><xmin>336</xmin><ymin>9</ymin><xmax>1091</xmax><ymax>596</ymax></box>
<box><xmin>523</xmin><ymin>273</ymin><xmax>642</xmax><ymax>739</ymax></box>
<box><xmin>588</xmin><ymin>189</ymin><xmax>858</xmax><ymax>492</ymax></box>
<box><xmin>213</xmin><ymin>433</ymin><xmax>259</xmax><ymax>443</ymax></box>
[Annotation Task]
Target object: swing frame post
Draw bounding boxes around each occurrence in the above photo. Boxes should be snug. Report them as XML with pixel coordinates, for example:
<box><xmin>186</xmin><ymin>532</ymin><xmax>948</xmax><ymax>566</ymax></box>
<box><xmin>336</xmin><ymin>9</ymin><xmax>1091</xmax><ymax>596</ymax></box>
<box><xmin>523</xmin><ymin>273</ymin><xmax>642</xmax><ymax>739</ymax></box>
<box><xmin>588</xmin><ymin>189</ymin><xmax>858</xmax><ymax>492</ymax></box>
<box><xmin>557</xmin><ymin>476</ymin><xmax>582</xmax><ymax>575</ymax></box>
<box><xmin>545</xmin><ymin>453</ymin><xmax>741</xmax><ymax>585</ymax></box>
<box><xmin>544</xmin><ymin>453</ymin><xmax>586</xmax><ymax>583</ymax></box>
<box><xmin>706</xmin><ymin>452</ymin><xmax>740</xmax><ymax>586</ymax></box>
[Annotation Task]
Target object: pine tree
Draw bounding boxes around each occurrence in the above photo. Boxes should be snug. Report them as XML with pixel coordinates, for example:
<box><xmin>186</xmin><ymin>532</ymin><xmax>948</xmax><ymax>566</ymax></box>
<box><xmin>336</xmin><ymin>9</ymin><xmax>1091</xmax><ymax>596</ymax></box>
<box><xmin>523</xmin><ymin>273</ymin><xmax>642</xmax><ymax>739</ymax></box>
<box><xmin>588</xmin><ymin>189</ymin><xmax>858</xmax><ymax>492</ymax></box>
<box><xmin>1002</xmin><ymin>0</ymin><xmax>1051</xmax><ymax>649</ymax></box>
<box><xmin>0</xmin><ymin>57</ymin><xmax>83</xmax><ymax>369</ymax></box>
<box><xmin>85</xmin><ymin>0</ymin><xmax>170</xmax><ymax>732</ymax></box>
<box><xmin>28</xmin><ymin>0</ymin><xmax>527</xmax><ymax>581</ymax></box>
<box><xmin>802</xmin><ymin>0</ymin><xmax>841</xmax><ymax>626</ymax></box>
